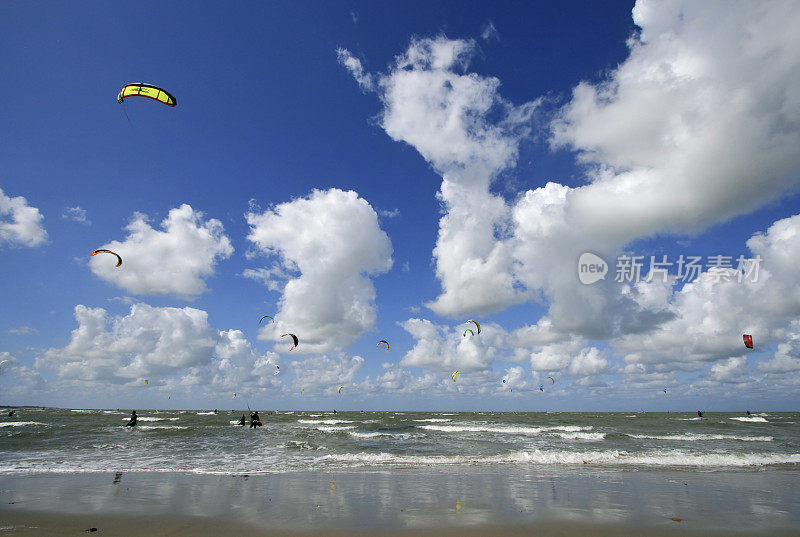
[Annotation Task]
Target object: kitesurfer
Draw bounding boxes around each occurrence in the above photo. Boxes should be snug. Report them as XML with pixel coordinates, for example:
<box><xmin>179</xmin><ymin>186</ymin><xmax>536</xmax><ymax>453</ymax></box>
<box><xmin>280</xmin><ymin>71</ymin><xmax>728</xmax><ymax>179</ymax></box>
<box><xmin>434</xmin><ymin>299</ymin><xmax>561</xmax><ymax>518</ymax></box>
<box><xmin>746</xmin><ymin>410</ymin><xmax>751</xmax><ymax>416</ymax></box>
<box><xmin>238</xmin><ymin>414</ymin><xmax>246</xmax><ymax>426</ymax></box>
<box><xmin>125</xmin><ymin>410</ymin><xmax>137</xmax><ymax>427</ymax></box>
<box><xmin>697</xmin><ymin>410</ymin><xmax>703</xmax><ymax>417</ymax></box>
<box><xmin>8</xmin><ymin>410</ymin><xmax>15</xmax><ymax>417</ymax></box>
<box><xmin>250</xmin><ymin>411</ymin><xmax>261</xmax><ymax>428</ymax></box>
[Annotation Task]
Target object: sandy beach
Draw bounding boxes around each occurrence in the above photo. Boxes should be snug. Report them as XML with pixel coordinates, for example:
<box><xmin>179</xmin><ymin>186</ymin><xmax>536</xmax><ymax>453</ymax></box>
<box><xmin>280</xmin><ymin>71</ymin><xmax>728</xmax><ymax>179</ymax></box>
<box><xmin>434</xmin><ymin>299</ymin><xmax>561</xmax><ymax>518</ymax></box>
<box><xmin>7</xmin><ymin>510</ymin><xmax>800</xmax><ymax>537</ymax></box>
<box><xmin>2</xmin><ymin>469</ymin><xmax>799</xmax><ymax>536</ymax></box>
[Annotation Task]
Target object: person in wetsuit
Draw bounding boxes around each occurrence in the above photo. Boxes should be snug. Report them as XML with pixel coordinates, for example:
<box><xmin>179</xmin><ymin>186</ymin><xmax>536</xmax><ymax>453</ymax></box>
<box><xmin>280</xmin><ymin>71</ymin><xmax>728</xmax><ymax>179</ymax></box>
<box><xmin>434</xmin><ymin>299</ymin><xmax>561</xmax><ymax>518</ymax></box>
<box><xmin>238</xmin><ymin>414</ymin><xmax>246</xmax><ymax>426</ymax></box>
<box><xmin>250</xmin><ymin>411</ymin><xmax>261</xmax><ymax>428</ymax></box>
<box><xmin>125</xmin><ymin>410</ymin><xmax>138</xmax><ymax>427</ymax></box>
<box><xmin>697</xmin><ymin>410</ymin><xmax>703</xmax><ymax>417</ymax></box>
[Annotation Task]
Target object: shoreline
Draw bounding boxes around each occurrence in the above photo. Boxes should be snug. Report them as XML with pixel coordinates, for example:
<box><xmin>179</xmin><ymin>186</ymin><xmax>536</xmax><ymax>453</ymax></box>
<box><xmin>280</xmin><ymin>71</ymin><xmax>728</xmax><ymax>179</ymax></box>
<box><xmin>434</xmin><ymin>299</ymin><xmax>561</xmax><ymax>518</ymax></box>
<box><xmin>2</xmin><ymin>468</ymin><xmax>798</xmax><ymax>536</ymax></box>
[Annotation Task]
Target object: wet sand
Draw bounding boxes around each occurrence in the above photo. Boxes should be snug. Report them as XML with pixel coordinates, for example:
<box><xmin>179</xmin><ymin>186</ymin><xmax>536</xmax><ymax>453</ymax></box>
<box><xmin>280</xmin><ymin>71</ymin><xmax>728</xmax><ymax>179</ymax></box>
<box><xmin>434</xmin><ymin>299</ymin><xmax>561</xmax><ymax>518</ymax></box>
<box><xmin>7</xmin><ymin>510</ymin><xmax>800</xmax><ymax>537</ymax></box>
<box><xmin>1</xmin><ymin>469</ymin><xmax>798</xmax><ymax>536</ymax></box>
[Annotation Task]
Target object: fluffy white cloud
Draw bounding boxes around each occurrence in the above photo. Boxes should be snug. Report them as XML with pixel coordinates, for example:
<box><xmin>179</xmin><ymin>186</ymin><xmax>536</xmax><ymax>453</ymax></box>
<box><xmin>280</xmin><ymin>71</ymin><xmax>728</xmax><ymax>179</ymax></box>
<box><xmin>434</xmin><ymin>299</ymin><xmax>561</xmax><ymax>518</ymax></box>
<box><xmin>62</xmin><ymin>206</ymin><xmax>90</xmax><ymax>225</ymax></box>
<box><xmin>614</xmin><ymin>214</ymin><xmax>800</xmax><ymax>371</ymax></box>
<box><xmin>291</xmin><ymin>354</ymin><xmax>365</xmax><ymax>394</ymax></box>
<box><xmin>342</xmin><ymin>3</ymin><xmax>800</xmax><ymax>393</ymax></box>
<box><xmin>399</xmin><ymin>318</ymin><xmax>498</xmax><ymax>373</ymax></box>
<box><xmin>0</xmin><ymin>187</ymin><xmax>47</xmax><ymax>247</ymax></box>
<box><xmin>759</xmin><ymin>324</ymin><xmax>800</xmax><ymax>373</ymax></box>
<box><xmin>246</xmin><ymin>188</ymin><xmax>392</xmax><ymax>353</ymax></box>
<box><xmin>36</xmin><ymin>303</ymin><xmax>279</xmax><ymax>392</ymax></box>
<box><xmin>89</xmin><ymin>204</ymin><xmax>233</xmax><ymax>298</ymax></box>
<box><xmin>550</xmin><ymin>0</ymin><xmax>800</xmax><ymax>237</ymax></box>
<box><xmin>339</xmin><ymin>38</ymin><xmax>537</xmax><ymax>316</ymax></box>
<box><xmin>499</xmin><ymin>366</ymin><xmax>527</xmax><ymax>392</ymax></box>
<box><xmin>360</xmin><ymin>363</ymin><xmax>439</xmax><ymax>395</ymax></box>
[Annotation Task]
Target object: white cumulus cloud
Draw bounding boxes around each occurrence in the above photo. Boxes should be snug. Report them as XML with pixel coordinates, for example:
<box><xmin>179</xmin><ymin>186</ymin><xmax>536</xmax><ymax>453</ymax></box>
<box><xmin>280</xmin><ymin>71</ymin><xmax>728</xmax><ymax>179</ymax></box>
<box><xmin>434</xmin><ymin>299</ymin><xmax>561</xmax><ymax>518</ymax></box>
<box><xmin>246</xmin><ymin>188</ymin><xmax>393</xmax><ymax>354</ymax></box>
<box><xmin>0</xmin><ymin>187</ymin><xmax>47</xmax><ymax>247</ymax></box>
<box><xmin>89</xmin><ymin>204</ymin><xmax>233</xmax><ymax>298</ymax></box>
<box><xmin>36</xmin><ymin>303</ymin><xmax>281</xmax><ymax>393</ymax></box>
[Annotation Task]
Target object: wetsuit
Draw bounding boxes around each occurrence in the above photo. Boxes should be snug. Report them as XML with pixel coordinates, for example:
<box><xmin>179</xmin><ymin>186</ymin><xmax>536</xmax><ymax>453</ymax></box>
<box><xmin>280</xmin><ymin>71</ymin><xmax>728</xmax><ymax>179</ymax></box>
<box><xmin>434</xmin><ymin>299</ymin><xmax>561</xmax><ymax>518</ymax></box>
<box><xmin>125</xmin><ymin>411</ymin><xmax>138</xmax><ymax>427</ymax></box>
<box><xmin>250</xmin><ymin>412</ymin><xmax>261</xmax><ymax>428</ymax></box>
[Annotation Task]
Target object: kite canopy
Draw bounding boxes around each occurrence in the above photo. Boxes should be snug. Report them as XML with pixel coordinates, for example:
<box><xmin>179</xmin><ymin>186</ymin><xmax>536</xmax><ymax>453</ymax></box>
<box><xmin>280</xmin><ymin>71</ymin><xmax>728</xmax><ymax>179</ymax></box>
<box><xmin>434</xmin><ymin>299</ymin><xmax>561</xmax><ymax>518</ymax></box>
<box><xmin>377</xmin><ymin>340</ymin><xmax>389</xmax><ymax>352</ymax></box>
<box><xmin>467</xmin><ymin>319</ymin><xmax>481</xmax><ymax>334</ymax></box>
<box><xmin>546</xmin><ymin>376</ymin><xmax>555</xmax><ymax>384</ymax></box>
<box><xmin>144</xmin><ymin>379</ymin><xmax>149</xmax><ymax>386</ymax></box>
<box><xmin>259</xmin><ymin>315</ymin><xmax>274</xmax><ymax>324</ymax></box>
<box><xmin>281</xmin><ymin>333</ymin><xmax>299</xmax><ymax>351</ymax></box>
<box><xmin>338</xmin><ymin>386</ymin><xmax>344</xmax><ymax>394</ymax></box>
<box><xmin>118</xmin><ymin>83</ymin><xmax>177</xmax><ymax>106</ymax></box>
<box><xmin>451</xmin><ymin>371</ymin><xmax>460</xmax><ymax>382</ymax></box>
<box><xmin>463</xmin><ymin>329</ymin><xmax>474</xmax><ymax>337</ymax></box>
<box><xmin>91</xmin><ymin>249</ymin><xmax>122</xmax><ymax>267</ymax></box>
<box><xmin>743</xmin><ymin>334</ymin><xmax>754</xmax><ymax>349</ymax></box>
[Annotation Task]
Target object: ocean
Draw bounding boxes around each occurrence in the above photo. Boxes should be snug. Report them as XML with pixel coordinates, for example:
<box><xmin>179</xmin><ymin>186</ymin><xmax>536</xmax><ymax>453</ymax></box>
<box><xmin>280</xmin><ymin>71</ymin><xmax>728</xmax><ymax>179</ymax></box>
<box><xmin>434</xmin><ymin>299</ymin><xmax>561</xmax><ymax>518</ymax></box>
<box><xmin>2</xmin><ymin>408</ymin><xmax>798</xmax><ymax>474</ymax></box>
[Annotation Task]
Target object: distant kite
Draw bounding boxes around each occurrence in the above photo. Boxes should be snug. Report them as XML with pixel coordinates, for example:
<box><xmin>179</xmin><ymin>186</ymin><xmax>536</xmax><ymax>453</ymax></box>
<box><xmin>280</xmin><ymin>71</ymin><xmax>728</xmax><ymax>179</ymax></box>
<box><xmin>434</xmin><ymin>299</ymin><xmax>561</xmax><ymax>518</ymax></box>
<box><xmin>338</xmin><ymin>386</ymin><xmax>344</xmax><ymax>394</ymax></box>
<box><xmin>118</xmin><ymin>83</ymin><xmax>177</xmax><ymax>107</ymax></box>
<box><xmin>743</xmin><ymin>334</ymin><xmax>754</xmax><ymax>349</ymax></box>
<box><xmin>91</xmin><ymin>249</ymin><xmax>122</xmax><ymax>267</ymax></box>
<box><xmin>281</xmin><ymin>333</ymin><xmax>298</xmax><ymax>351</ymax></box>
<box><xmin>259</xmin><ymin>315</ymin><xmax>274</xmax><ymax>324</ymax></box>
<box><xmin>377</xmin><ymin>340</ymin><xmax>389</xmax><ymax>352</ymax></box>
<box><xmin>452</xmin><ymin>371</ymin><xmax>460</xmax><ymax>382</ymax></box>
<box><xmin>546</xmin><ymin>376</ymin><xmax>555</xmax><ymax>384</ymax></box>
<box><xmin>463</xmin><ymin>329</ymin><xmax>474</xmax><ymax>337</ymax></box>
<box><xmin>466</xmin><ymin>319</ymin><xmax>481</xmax><ymax>334</ymax></box>
<box><xmin>144</xmin><ymin>379</ymin><xmax>149</xmax><ymax>387</ymax></box>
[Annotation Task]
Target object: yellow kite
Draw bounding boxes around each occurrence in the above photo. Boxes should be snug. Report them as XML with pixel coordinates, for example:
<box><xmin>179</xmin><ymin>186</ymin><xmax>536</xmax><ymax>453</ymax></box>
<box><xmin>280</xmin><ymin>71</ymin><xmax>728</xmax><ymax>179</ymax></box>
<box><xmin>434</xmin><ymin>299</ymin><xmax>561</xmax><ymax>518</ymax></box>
<box><xmin>117</xmin><ymin>83</ymin><xmax>177</xmax><ymax>107</ymax></box>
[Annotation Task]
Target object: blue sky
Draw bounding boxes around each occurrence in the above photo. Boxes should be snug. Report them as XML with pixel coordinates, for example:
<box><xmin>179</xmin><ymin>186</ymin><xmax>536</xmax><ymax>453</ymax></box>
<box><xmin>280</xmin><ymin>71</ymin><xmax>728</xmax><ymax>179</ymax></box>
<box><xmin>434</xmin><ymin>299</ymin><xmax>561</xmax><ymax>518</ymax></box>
<box><xmin>2</xmin><ymin>1</ymin><xmax>799</xmax><ymax>411</ymax></box>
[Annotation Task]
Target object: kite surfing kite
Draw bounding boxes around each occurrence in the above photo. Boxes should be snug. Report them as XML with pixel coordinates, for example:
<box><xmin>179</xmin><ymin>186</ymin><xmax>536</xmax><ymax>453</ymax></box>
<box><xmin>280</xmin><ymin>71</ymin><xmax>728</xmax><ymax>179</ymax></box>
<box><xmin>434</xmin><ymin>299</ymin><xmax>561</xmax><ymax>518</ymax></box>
<box><xmin>281</xmin><ymin>333</ymin><xmax>298</xmax><ymax>351</ymax></box>
<box><xmin>232</xmin><ymin>393</ymin><xmax>237</xmax><ymax>398</ymax></box>
<box><xmin>463</xmin><ymin>329</ymin><xmax>474</xmax><ymax>337</ymax></box>
<box><xmin>91</xmin><ymin>249</ymin><xmax>122</xmax><ymax>267</ymax></box>
<box><xmin>117</xmin><ymin>83</ymin><xmax>177</xmax><ymax>107</ymax></box>
<box><xmin>663</xmin><ymin>388</ymin><xmax>668</xmax><ymax>394</ymax></box>
<box><xmin>451</xmin><ymin>371</ymin><xmax>460</xmax><ymax>382</ymax></box>
<box><xmin>377</xmin><ymin>340</ymin><xmax>389</xmax><ymax>352</ymax></box>
<box><xmin>144</xmin><ymin>379</ymin><xmax>149</xmax><ymax>387</ymax></box>
<box><xmin>259</xmin><ymin>315</ymin><xmax>274</xmax><ymax>324</ymax></box>
<box><xmin>466</xmin><ymin>319</ymin><xmax>481</xmax><ymax>334</ymax></box>
<box><xmin>338</xmin><ymin>386</ymin><xmax>344</xmax><ymax>394</ymax></box>
<box><xmin>546</xmin><ymin>376</ymin><xmax>555</xmax><ymax>384</ymax></box>
<box><xmin>539</xmin><ymin>384</ymin><xmax>544</xmax><ymax>392</ymax></box>
<box><xmin>743</xmin><ymin>334</ymin><xmax>754</xmax><ymax>349</ymax></box>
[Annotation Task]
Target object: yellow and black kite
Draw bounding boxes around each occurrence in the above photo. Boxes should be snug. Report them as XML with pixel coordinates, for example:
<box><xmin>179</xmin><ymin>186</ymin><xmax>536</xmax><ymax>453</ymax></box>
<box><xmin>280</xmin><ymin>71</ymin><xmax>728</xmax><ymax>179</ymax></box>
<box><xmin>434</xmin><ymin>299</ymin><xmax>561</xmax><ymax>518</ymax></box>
<box><xmin>117</xmin><ymin>83</ymin><xmax>177</xmax><ymax>107</ymax></box>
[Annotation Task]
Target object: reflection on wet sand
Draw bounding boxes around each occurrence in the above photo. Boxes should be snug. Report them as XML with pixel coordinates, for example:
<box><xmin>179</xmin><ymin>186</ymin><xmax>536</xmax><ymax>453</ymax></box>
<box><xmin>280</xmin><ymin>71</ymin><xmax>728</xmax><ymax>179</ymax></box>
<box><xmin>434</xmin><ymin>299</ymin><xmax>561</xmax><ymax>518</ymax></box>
<box><xmin>1</xmin><ymin>468</ymin><xmax>798</xmax><ymax>534</ymax></box>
